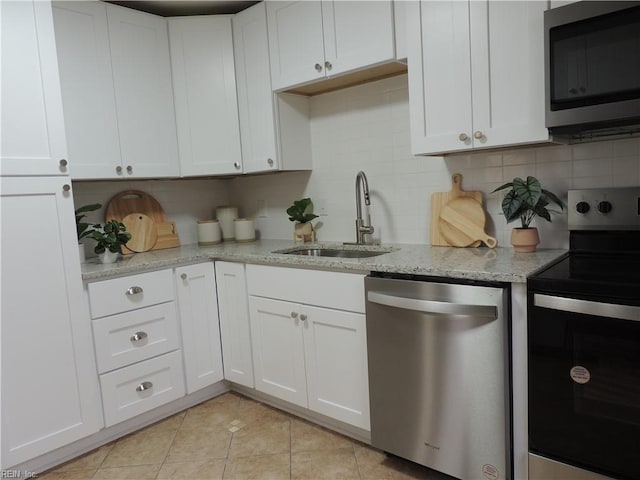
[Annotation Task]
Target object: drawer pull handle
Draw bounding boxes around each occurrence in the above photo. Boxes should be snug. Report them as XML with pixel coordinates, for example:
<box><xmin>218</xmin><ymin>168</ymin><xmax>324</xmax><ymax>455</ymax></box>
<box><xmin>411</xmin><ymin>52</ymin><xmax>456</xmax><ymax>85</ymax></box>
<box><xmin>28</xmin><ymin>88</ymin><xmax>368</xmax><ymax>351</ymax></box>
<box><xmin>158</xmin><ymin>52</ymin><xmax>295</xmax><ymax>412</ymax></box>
<box><xmin>136</xmin><ymin>381</ymin><xmax>153</xmax><ymax>392</ymax></box>
<box><xmin>291</xmin><ymin>312</ymin><xmax>298</xmax><ymax>319</ymax></box>
<box><xmin>126</xmin><ymin>286</ymin><xmax>143</xmax><ymax>296</ymax></box>
<box><xmin>130</xmin><ymin>331</ymin><xmax>148</xmax><ymax>343</ymax></box>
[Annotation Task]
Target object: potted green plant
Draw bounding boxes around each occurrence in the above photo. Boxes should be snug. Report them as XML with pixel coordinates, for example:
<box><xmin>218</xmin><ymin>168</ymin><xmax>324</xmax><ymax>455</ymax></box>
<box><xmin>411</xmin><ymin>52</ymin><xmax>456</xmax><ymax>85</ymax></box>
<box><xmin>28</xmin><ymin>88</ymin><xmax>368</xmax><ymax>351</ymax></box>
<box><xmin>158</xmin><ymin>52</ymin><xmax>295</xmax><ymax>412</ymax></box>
<box><xmin>88</xmin><ymin>219</ymin><xmax>132</xmax><ymax>263</ymax></box>
<box><xmin>75</xmin><ymin>203</ymin><xmax>102</xmax><ymax>263</ymax></box>
<box><xmin>286</xmin><ymin>197</ymin><xmax>319</xmax><ymax>243</ymax></box>
<box><xmin>492</xmin><ymin>176</ymin><xmax>563</xmax><ymax>252</ymax></box>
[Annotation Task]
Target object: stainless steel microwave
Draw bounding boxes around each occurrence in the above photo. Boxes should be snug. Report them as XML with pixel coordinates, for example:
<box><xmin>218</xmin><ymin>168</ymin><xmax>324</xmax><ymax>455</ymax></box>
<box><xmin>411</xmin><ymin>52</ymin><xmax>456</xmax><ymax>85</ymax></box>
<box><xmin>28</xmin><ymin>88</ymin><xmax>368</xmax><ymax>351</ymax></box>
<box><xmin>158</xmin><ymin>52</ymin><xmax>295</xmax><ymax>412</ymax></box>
<box><xmin>544</xmin><ymin>1</ymin><xmax>640</xmax><ymax>141</ymax></box>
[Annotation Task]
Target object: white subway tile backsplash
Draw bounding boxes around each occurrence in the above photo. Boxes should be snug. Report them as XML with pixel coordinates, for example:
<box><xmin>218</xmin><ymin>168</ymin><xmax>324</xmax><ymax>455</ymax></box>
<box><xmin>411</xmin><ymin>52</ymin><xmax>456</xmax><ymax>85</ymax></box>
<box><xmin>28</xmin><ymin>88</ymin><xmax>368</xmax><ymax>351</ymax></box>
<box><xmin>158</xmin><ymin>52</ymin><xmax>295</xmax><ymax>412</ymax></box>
<box><xmin>573</xmin><ymin>141</ymin><xmax>613</xmax><ymax>160</ymax></box>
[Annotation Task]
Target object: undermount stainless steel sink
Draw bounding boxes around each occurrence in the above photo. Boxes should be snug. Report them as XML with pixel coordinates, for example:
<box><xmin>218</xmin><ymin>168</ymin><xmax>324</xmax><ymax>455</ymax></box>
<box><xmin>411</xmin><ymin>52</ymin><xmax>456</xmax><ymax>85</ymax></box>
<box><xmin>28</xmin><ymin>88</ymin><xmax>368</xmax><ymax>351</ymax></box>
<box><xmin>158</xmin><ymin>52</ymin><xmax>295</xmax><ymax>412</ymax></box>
<box><xmin>281</xmin><ymin>248</ymin><xmax>389</xmax><ymax>258</ymax></box>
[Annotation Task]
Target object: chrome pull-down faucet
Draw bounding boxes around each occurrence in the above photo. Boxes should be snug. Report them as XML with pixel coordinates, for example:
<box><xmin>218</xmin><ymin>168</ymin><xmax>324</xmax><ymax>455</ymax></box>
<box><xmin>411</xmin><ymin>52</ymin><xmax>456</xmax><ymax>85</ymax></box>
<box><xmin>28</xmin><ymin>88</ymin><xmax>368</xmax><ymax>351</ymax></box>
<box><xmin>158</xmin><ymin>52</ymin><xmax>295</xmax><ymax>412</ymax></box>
<box><xmin>355</xmin><ymin>171</ymin><xmax>374</xmax><ymax>244</ymax></box>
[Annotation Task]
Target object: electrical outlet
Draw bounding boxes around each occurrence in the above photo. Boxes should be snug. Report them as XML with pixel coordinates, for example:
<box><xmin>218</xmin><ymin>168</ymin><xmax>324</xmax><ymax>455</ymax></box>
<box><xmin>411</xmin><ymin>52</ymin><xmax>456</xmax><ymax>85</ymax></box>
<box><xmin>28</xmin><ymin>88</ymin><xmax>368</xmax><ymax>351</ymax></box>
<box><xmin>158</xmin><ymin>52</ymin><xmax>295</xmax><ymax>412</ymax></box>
<box><xmin>256</xmin><ymin>199</ymin><xmax>267</xmax><ymax>218</ymax></box>
<box><xmin>316</xmin><ymin>198</ymin><xmax>329</xmax><ymax>216</ymax></box>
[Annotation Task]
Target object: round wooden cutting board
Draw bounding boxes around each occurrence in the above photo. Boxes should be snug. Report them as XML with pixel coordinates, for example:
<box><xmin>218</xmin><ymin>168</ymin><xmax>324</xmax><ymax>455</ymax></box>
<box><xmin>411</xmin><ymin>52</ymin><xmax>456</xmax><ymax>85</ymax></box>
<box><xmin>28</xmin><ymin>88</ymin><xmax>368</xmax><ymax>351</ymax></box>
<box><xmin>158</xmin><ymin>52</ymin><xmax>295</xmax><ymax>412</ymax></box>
<box><xmin>122</xmin><ymin>213</ymin><xmax>158</xmax><ymax>253</ymax></box>
<box><xmin>439</xmin><ymin>197</ymin><xmax>497</xmax><ymax>248</ymax></box>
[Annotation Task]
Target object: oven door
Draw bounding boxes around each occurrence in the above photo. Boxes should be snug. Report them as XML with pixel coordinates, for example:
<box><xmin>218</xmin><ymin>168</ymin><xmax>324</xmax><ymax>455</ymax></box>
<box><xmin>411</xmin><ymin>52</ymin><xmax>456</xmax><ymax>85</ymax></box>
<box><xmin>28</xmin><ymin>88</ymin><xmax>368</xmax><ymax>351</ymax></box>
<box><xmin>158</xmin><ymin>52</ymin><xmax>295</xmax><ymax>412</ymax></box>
<box><xmin>528</xmin><ymin>293</ymin><xmax>640</xmax><ymax>480</ymax></box>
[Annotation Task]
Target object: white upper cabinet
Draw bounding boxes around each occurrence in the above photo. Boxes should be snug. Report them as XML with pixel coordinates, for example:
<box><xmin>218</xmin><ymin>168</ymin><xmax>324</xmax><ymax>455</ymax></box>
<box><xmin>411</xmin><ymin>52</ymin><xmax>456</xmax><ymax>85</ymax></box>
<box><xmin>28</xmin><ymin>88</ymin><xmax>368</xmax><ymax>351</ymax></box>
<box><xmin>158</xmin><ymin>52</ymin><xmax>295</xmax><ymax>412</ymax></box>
<box><xmin>169</xmin><ymin>16</ymin><xmax>243</xmax><ymax>176</ymax></box>
<box><xmin>267</xmin><ymin>0</ymin><xmax>396</xmax><ymax>91</ymax></box>
<box><xmin>106</xmin><ymin>5</ymin><xmax>179</xmax><ymax>178</ymax></box>
<box><xmin>1</xmin><ymin>1</ymin><xmax>68</xmax><ymax>176</ymax></box>
<box><xmin>52</xmin><ymin>2</ymin><xmax>121</xmax><ymax>179</ymax></box>
<box><xmin>407</xmin><ymin>1</ymin><xmax>549</xmax><ymax>155</ymax></box>
<box><xmin>53</xmin><ymin>2</ymin><xmax>179</xmax><ymax>179</ymax></box>
<box><xmin>233</xmin><ymin>2</ymin><xmax>312</xmax><ymax>173</ymax></box>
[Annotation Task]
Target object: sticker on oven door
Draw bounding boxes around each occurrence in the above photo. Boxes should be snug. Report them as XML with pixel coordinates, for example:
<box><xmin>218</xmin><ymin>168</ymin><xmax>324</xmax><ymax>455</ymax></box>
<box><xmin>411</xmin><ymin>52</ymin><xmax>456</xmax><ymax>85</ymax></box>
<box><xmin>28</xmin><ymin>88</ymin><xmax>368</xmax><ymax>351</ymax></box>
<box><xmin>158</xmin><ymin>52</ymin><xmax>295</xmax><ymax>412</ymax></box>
<box><xmin>570</xmin><ymin>366</ymin><xmax>590</xmax><ymax>384</ymax></box>
<box><xmin>482</xmin><ymin>464</ymin><xmax>499</xmax><ymax>480</ymax></box>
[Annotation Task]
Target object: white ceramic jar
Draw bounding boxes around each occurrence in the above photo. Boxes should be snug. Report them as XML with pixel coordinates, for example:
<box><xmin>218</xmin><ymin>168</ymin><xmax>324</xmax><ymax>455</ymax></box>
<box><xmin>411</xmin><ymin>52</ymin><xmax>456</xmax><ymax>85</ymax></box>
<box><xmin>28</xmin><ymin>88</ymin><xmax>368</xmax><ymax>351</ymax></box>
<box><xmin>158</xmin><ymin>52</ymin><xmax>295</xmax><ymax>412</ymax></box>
<box><xmin>197</xmin><ymin>220</ymin><xmax>222</xmax><ymax>245</ymax></box>
<box><xmin>234</xmin><ymin>218</ymin><xmax>255</xmax><ymax>242</ymax></box>
<box><xmin>216</xmin><ymin>206</ymin><xmax>238</xmax><ymax>240</ymax></box>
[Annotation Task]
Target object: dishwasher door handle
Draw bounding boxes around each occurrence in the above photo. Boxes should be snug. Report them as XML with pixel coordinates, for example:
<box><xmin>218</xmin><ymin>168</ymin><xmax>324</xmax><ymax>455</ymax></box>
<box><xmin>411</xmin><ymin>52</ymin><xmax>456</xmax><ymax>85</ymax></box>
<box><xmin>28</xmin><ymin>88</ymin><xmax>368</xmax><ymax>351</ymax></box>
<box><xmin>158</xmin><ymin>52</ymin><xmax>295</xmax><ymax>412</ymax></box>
<box><xmin>367</xmin><ymin>291</ymin><xmax>497</xmax><ymax>319</ymax></box>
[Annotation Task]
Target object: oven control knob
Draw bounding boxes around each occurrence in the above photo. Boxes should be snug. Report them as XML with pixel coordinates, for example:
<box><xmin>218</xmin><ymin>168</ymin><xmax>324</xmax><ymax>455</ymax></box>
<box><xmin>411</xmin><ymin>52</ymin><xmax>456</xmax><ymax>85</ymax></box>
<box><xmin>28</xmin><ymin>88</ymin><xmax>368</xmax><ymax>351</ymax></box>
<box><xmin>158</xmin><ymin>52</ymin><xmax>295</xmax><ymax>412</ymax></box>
<box><xmin>576</xmin><ymin>201</ymin><xmax>590</xmax><ymax>214</ymax></box>
<box><xmin>597</xmin><ymin>201</ymin><xmax>613</xmax><ymax>214</ymax></box>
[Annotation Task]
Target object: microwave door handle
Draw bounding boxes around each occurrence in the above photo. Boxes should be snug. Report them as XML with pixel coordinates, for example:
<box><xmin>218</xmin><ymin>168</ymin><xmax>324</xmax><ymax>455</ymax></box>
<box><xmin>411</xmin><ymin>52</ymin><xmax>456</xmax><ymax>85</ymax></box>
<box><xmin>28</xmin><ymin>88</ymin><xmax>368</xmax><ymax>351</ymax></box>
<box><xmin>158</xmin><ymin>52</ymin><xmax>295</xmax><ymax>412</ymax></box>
<box><xmin>367</xmin><ymin>291</ymin><xmax>497</xmax><ymax>319</ymax></box>
<box><xmin>534</xmin><ymin>294</ymin><xmax>640</xmax><ymax>322</ymax></box>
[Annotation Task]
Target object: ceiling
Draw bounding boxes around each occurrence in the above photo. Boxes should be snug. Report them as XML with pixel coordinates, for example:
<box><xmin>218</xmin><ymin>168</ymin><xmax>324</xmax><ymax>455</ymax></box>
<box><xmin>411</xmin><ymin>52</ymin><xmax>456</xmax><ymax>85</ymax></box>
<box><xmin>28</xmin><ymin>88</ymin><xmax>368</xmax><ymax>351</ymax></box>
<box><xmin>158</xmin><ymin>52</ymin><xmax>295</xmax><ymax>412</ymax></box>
<box><xmin>105</xmin><ymin>0</ymin><xmax>260</xmax><ymax>16</ymax></box>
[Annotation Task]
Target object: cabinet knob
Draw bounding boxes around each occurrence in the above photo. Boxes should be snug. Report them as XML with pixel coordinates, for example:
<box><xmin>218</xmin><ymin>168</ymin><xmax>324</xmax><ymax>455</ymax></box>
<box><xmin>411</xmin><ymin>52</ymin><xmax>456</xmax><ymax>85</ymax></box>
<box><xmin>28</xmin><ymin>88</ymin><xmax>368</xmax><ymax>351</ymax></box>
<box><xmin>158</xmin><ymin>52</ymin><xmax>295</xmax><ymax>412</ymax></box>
<box><xmin>181</xmin><ymin>273</ymin><xmax>187</xmax><ymax>280</ymax></box>
<box><xmin>126</xmin><ymin>165</ymin><xmax>133</xmax><ymax>173</ymax></box>
<box><xmin>130</xmin><ymin>331</ymin><xmax>148</xmax><ymax>343</ymax></box>
<box><xmin>234</xmin><ymin>161</ymin><xmax>241</xmax><ymax>170</ymax></box>
<box><xmin>324</xmin><ymin>61</ymin><xmax>332</xmax><ymax>71</ymax></box>
<box><xmin>314</xmin><ymin>63</ymin><xmax>323</xmax><ymax>72</ymax></box>
<box><xmin>299</xmin><ymin>314</ymin><xmax>307</xmax><ymax>322</ymax></box>
<box><xmin>135</xmin><ymin>381</ymin><xmax>153</xmax><ymax>392</ymax></box>
<box><xmin>473</xmin><ymin>131</ymin><xmax>484</xmax><ymax>140</ymax></box>
<box><xmin>59</xmin><ymin>159</ymin><xmax>68</xmax><ymax>168</ymax></box>
<box><xmin>62</xmin><ymin>184</ymin><xmax>71</xmax><ymax>192</ymax></box>
<box><xmin>291</xmin><ymin>312</ymin><xmax>298</xmax><ymax>319</ymax></box>
<box><xmin>458</xmin><ymin>133</ymin><xmax>469</xmax><ymax>142</ymax></box>
<box><xmin>116</xmin><ymin>165</ymin><xmax>123</xmax><ymax>174</ymax></box>
<box><xmin>126</xmin><ymin>286</ymin><xmax>143</xmax><ymax>296</ymax></box>
<box><xmin>267</xmin><ymin>158</ymin><xmax>274</xmax><ymax>167</ymax></box>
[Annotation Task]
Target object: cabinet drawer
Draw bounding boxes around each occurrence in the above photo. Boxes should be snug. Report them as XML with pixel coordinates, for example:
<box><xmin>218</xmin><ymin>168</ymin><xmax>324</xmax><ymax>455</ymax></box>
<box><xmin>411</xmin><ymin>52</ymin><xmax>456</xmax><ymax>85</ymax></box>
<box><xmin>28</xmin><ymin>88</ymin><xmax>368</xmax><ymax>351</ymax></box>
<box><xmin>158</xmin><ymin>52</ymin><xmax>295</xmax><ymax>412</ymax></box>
<box><xmin>93</xmin><ymin>302</ymin><xmax>180</xmax><ymax>374</ymax></box>
<box><xmin>100</xmin><ymin>350</ymin><xmax>185</xmax><ymax>427</ymax></box>
<box><xmin>88</xmin><ymin>269</ymin><xmax>174</xmax><ymax>318</ymax></box>
<box><xmin>246</xmin><ymin>264</ymin><xmax>366</xmax><ymax>313</ymax></box>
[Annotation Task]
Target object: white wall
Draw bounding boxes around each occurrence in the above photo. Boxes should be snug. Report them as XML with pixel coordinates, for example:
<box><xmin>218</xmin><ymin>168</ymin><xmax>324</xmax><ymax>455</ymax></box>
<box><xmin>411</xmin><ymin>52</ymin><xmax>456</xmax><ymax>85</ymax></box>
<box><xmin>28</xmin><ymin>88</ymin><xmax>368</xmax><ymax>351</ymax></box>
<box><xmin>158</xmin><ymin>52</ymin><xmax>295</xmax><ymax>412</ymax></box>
<box><xmin>230</xmin><ymin>74</ymin><xmax>640</xmax><ymax>249</ymax></box>
<box><xmin>72</xmin><ymin>178</ymin><xmax>231</xmax><ymax>250</ymax></box>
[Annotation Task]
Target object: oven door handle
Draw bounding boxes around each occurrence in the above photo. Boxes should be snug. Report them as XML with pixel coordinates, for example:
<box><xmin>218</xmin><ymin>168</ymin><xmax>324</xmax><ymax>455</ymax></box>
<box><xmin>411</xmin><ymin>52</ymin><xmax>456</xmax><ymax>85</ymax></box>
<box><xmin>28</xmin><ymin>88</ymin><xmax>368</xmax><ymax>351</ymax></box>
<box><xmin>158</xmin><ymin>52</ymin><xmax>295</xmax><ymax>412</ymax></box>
<box><xmin>367</xmin><ymin>291</ymin><xmax>497</xmax><ymax>319</ymax></box>
<box><xmin>534</xmin><ymin>294</ymin><xmax>640</xmax><ymax>322</ymax></box>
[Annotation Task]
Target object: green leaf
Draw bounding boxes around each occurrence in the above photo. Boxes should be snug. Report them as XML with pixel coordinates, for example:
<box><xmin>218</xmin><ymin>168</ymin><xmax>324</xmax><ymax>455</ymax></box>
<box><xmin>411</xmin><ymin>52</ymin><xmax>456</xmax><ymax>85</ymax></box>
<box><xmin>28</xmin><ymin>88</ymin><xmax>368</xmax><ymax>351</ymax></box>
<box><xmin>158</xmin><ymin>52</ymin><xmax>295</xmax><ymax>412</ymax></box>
<box><xmin>491</xmin><ymin>182</ymin><xmax>514</xmax><ymax>193</ymax></box>
<box><xmin>512</xmin><ymin>176</ymin><xmax>541</xmax><ymax>208</ymax></box>
<box><xmin>502</xmin><ymin>190</ymin><xmax>523</xmax><ymax>223</ymax></box>
<box><xmin>541</xmin><ymin>189</ymin><xmax>564</xmax><ymax>210</ymax></box>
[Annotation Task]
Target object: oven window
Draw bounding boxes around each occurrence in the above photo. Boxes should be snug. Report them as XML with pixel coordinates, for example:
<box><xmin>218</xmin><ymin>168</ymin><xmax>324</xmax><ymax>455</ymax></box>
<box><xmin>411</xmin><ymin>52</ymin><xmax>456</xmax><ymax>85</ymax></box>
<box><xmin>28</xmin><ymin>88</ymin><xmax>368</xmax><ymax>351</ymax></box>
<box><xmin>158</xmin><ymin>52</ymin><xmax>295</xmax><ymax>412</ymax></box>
<box><xmin>550</xmin><ymin>6</ymin><xmax>640</xmax><ymax>110</ymax></box>
<box><xmin>529</xmin><ymin>305</ymin><xmax>640</xmax><ymax>479</ymax></box>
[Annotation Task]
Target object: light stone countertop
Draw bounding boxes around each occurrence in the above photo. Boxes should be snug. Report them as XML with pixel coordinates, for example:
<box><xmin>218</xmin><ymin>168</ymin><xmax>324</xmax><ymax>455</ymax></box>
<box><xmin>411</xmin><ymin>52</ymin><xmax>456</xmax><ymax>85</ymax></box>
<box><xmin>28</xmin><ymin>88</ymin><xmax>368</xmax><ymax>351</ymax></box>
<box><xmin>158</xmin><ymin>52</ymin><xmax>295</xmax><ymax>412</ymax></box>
<box><xmin>81</xmin><ymin>239</ymin><xmax>566</xmax><ymax>283</ymax></box>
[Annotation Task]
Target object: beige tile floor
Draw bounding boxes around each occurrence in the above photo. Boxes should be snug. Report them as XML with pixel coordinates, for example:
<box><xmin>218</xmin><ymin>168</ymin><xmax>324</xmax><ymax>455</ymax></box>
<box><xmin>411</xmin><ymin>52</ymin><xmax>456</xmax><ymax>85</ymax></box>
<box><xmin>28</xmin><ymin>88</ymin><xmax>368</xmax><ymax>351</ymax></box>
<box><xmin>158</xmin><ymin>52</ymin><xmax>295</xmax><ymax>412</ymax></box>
<box><xmin>41</xmin><ymin>392</ymin><xmax>453</xmax><ymax>480</ymax></box>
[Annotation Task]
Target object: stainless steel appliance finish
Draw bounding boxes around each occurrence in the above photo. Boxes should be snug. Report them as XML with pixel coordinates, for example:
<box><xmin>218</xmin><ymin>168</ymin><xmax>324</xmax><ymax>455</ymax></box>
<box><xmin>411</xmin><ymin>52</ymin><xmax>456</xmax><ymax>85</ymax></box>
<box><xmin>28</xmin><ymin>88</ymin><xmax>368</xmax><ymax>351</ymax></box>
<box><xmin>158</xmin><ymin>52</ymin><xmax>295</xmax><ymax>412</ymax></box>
<box><xmin>354</xmin><ymin>171</ymin><xmax>374</xmax><ymax>245</ymax></box>
<box><xmin>528</xmin><ymin>187</ymin><xmax>640</xmax><ymax>480</ymax></box>
<box><xmin>282</xmin><ymin>248</ymin><xmax>387</xmax><ymax>258</ymax></box>
<box><xmin>544</xmin><ymin>1</ymin><xmax>640</xmax><ymax>141</ymax></box>
<box><xmin>365</xmin><ymin>275</ymin><xmax>511</xmax><ymax>480</ymax></box>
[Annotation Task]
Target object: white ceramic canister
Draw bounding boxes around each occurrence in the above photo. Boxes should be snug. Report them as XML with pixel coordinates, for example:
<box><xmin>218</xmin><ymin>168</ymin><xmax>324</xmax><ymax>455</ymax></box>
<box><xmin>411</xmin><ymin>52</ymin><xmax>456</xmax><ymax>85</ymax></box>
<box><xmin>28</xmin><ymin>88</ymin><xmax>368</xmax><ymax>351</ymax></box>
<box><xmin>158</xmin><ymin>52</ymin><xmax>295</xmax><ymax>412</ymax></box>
<box><xmin>234</xmin><ymin>218</ymin><xmax>256</xmax><ymax>242</ymax></box>
<box><xmin>197</xmin><ymin>219</ymin><xmax>222</xmax><ymax>246</ymax></box>
<box><xmin>216</xmin><ymin>206</ymin><xmax>238</xmax><ymax>240</ymax></box>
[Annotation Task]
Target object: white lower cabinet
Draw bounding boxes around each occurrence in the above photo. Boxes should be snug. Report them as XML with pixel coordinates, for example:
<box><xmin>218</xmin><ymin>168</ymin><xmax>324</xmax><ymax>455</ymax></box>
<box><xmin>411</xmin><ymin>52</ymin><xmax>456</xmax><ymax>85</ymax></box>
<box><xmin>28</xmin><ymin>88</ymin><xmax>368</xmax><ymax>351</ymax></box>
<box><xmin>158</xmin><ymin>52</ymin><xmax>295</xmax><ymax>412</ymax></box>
<box><xmin>246</xmin><ymin>264</ymin><xmax>370</xmax><ymax>430</ymax></box>
<box><xmin>214</xmin><ymin>261</ymin><xmax>254</xmax><ymax>388</ymax></box>
<box><xmin>175</xmin><ymin>263</ymin><xmax>224</xmax><ymax>393</ymax></box>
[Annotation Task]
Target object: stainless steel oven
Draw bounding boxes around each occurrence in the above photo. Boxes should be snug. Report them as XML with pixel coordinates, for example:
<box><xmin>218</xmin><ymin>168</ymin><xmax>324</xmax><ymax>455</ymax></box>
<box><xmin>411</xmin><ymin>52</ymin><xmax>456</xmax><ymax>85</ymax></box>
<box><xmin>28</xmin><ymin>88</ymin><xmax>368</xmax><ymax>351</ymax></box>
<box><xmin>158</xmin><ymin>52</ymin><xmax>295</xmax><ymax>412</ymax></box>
<box><xmin>544</xmin><ymin>1</ymin><xmax>640</xmax><ymax>139</ymax></box>
<box><xmin>528</xmin><ymin>188</ymin><xmax>640</xmax><ymax>480</ymax></box>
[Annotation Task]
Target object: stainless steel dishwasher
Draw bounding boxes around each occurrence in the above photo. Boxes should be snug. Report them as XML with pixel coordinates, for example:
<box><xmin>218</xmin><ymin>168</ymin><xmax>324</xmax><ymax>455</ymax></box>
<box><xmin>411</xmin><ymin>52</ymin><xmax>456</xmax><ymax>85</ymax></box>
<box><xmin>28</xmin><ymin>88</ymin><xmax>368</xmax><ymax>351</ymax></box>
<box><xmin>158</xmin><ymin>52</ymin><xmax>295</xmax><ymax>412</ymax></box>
<box><xmin>365</xmin><ymin>273</ymin><xmax>511</xmax><ymax>480</ymax></box>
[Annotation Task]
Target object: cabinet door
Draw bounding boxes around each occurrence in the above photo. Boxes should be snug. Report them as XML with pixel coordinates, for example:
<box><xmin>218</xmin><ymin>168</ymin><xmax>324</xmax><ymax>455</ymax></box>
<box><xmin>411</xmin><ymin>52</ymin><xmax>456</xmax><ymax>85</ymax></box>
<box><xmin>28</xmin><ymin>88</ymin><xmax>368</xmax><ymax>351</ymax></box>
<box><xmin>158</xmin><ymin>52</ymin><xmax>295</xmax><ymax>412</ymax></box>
<box><xmin>106</xmin><ymin>4</ymin><xmax>179</xmax><ymax>178</ymax></box>
<box><xmin>1</xmin><ymin>1</ymin><xmax>68</xmax><ymax>176</ymax></box>
<box><xmin>469</xmin><ymin>1</ymin><xmax>549</xmax><ymax>149</ymax></box>
<box><xmin>233</xmin><ymin>3</ymin><xmax>279</xmax><ymax>173</ymax></box>
<box><xmin>1</xmin><ymin>177</ymin><xmax>102</xmax><ymax>467</ymax></box>
<box><xmin>267</xmin><ymin>1</ymin><xmax>326</xmax><ymax>90</ymax></box>
<box><xmin>215</xmin><ymin>262</ymin><xmax>254</xmax><ymax>388</ymax></box>
<box><xmin>302</xmin><ymin>305</ymin><xmax>370</xmax><ymax>430</ymax></box>
<box><xmin>321</xmin><ymin>0</ymin><xmax>395</xmax><ymax>77</ymax></box>
<box><xmin>52</xmin><ymin>2</ymin><xmax>122</xmax><ymax>180</ymax></box>
<box><xmin>407</xmin><ymin>1</ymin><xmax>473</xmax><ymax>155</ymax></box>
<box><xmin>249</xmin><ymin>296</ymin><xmax>307</xmax><ymax>407</ymax></box>
<box><xmin>176</xmin><ymin>263</ymin><xmax>224</xmax><ymax>394</ymax></box>
<box><xmin>169</xmin><ymin>16</ymin><xmax>242</xmax><ymax>176</ymax></box>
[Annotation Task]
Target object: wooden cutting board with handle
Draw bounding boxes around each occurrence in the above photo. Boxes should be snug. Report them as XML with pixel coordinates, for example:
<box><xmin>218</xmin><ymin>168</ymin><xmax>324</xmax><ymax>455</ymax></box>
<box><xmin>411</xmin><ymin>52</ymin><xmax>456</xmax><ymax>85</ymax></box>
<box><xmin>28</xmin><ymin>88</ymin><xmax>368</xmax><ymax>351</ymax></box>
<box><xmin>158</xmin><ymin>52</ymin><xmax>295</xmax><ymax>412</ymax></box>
<box><xmin>430</xmin><ymin>173</ymin><xmax>483</xmax><ymax>246</ymax></box>
<box><xmin>105</xmin><ymin>190</ymin><xmax>179</xmax><ymax>253</ymax></box>
<box><xmin>121</xmin><ymin>213</ymin><xmax>158</xmax><ymax>253</ymax></box>
<box><xmin>439</xmin><ymin>197</ymin><xmax>498</xmax><ymax>248</ymax></box>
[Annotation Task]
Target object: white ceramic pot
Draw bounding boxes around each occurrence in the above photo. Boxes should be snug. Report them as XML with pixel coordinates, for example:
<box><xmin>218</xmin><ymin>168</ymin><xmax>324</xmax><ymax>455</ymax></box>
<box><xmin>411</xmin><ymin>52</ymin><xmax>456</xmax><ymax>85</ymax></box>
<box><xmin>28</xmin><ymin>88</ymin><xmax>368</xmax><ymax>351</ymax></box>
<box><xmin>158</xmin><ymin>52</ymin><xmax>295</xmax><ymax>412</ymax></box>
<box><xmin>216</xmin><ymin>206</ymin><xmax>238</xmax><ymax>240</ymax></box>
<box><xmin>98</xmin><ymin>250</ymin><xmax>120</xmax><ymax>264</ymax></box>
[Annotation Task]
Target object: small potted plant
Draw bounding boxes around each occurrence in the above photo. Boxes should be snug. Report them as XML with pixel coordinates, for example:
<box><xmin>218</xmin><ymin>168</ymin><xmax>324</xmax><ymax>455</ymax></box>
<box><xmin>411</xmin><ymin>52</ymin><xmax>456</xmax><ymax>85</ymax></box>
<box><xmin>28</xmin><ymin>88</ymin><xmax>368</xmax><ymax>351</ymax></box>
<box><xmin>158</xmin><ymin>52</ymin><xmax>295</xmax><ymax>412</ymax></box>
<box><xmin>88</xmin><ymin>219</ymin><xmax>132</xmax><ymax>263</ymax></box>
<box><xmin>492</xmin><ymin>176</ymin><xmax>563</xmax><ymax>252</ymax></box>
<box><xmin>75</xmin><ymin>203</ymin><xmax>102</xmax><ymax>263</ymax></box>
<box><xmin>286</xmin><ymin>197</ymin><xmax>319</xmax><ymax>243</ymax></box>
